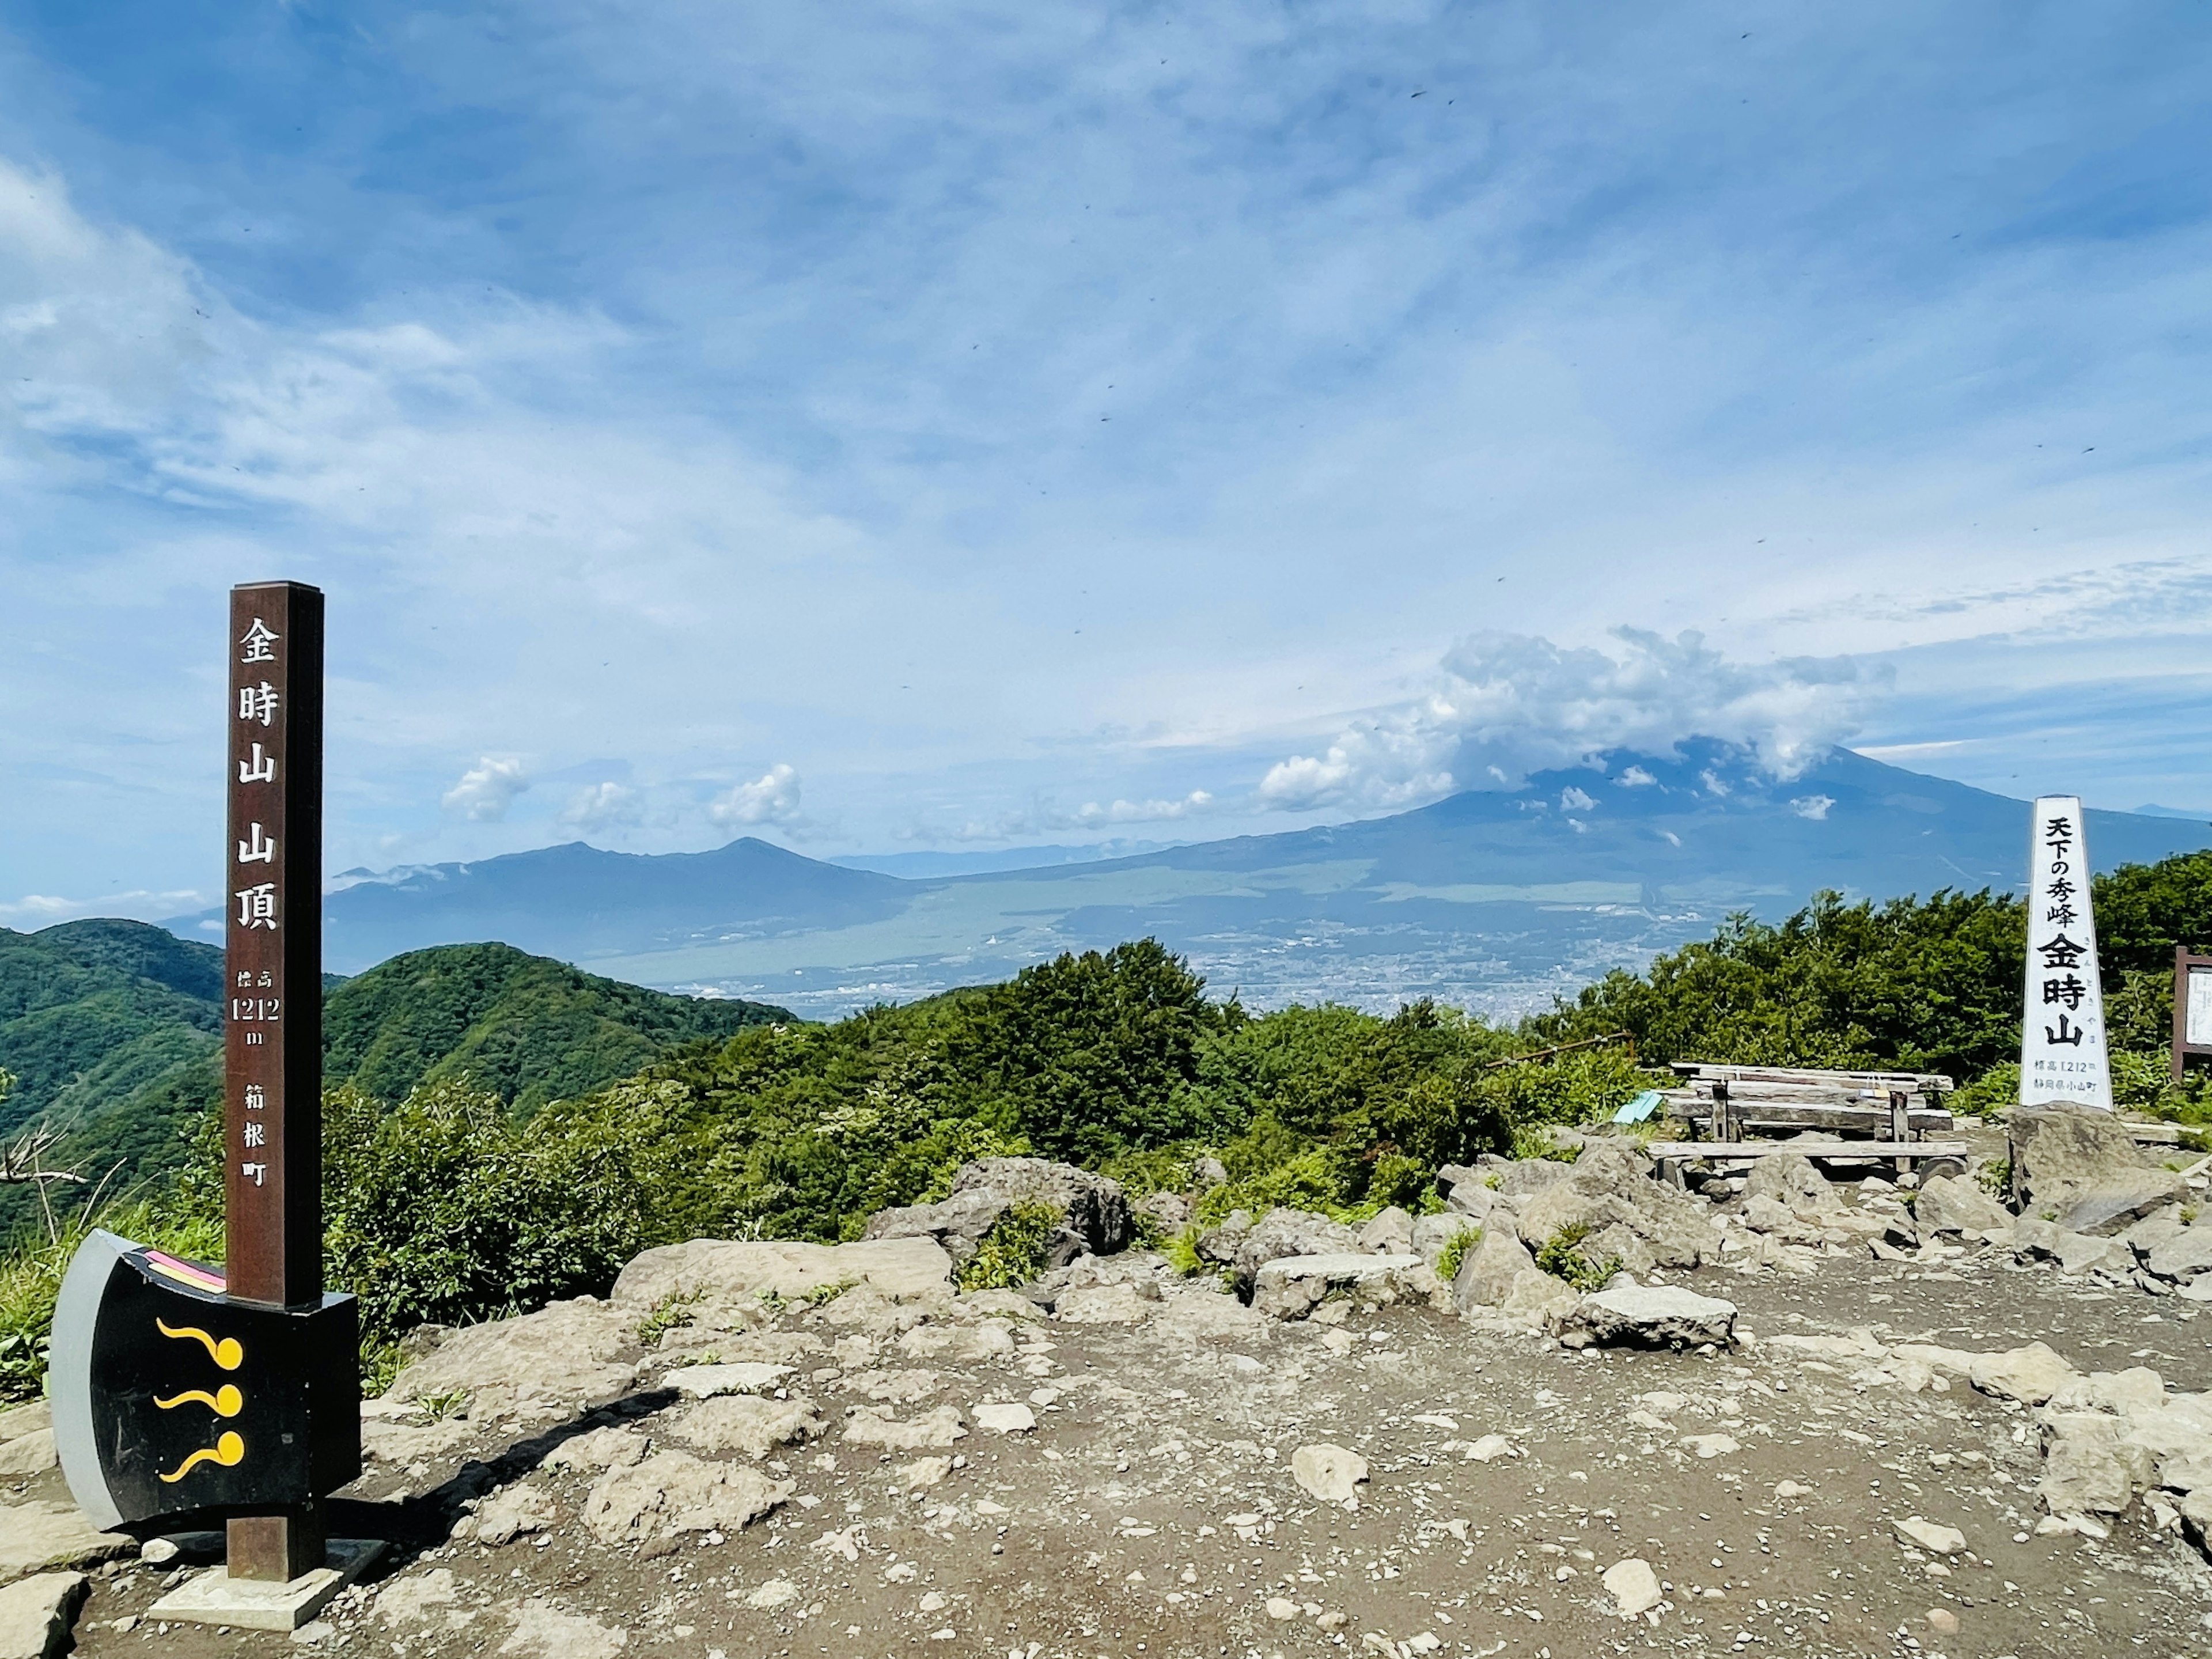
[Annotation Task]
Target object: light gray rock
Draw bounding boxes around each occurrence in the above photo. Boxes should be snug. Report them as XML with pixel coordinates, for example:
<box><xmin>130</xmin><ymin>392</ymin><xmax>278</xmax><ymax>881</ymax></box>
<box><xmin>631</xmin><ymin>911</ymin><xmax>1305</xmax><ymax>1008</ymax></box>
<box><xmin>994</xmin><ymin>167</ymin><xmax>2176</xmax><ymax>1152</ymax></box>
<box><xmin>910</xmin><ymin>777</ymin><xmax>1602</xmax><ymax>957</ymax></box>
<box><xmin>1357</xmin><ymin>1207</ymin><xmax>1415</xmax><ymax>1255</ymax></box>
<box><xmin>582</xmin><ymin>1452</ymin><xmax>793</xmax><ymax>1546</ymax></box>
<box><xmin>498</xmin><ymin>1597</ymin><xmax>628</xmax><ymax>1659</ymax></box>
<box><xmin>842</xmin><ymin>1406</ymin><xmax>965</xmax><ymax>1450</ymax></box>
<box><xmin>387</xmin><ymin>1296</ymin><xmax>638</xmax><ymax>1423</ymax></box>
<box><xmin>1912</xmin><ymin>1174</ymin><xmax>2012</xmax><ymax>1237</ymax></box>
<box><xmin>1968</xmin><ymin>1342</ymin><xmax>2077</xmax><ymax>1406</ymax></box>
<box><xmin>865</xmin><ymin>1158</ymin><xmax>1134</xmax><ymax>1269</ymax></box>
<box><xmin>1747</xmin><ymin>1153</ymin><xmax>1834</xmax><ymax>1209</ymax></box>
<box><xmin>1500</xmin><ymin>1267</ymin><xmax>1582</xmax><ymax>1322</ymax></box>
<box><xmin>1135</xmin><ymin>1190</ymin><xmax>1192</xmax><ymax>1230</ymax></box>
<box><xmin>1410</xmin><ymin>1212</ymin><xmax>1466</xmax><ymax>1264</ymax></box>
<box><xmin>2012</xmin><ymin>1100</ymin><xmax>2184</xmax><ymax>1233</ymax></box>
<box><xmin>544</xmin><ymin>1427</ymin><xmax>650</xmax><ymax>1474</ymax></box>
<box><xmin>1514</xmin><ymin>1171</ymin><xmax>1710</xmax><ymax>1270</ymax></box>
<box><xmin>669</xmin><ymin>1396</ymin><xmax>826</xmax><ymax>1459</ymax></box>
<box><xmin>2149</xmin><ymin>1229</ymin><xmax>2212</xmax><ymax>1282</ymax></box>
<box><xmin>1602</xmin><ymin>1558</ymin><xmax>1662</xmax><ymax>1617</ymax></box>
<box><xmin>2054</xmin><ymin>1231</ymin><xmax>2135</xmax><ymax>1275</ymax></box>
<box><xmin>2121</xmin><ymin>1207</ymin><xmax>2188</xmax><ymax>1260</ymax></box>
<box><xmin>1557</xmin><ymin>1282</ymin><xmax>1737</xmax><ymax>1350</ymax></box>
<box><xmin>1192</xmin><ymin>1156</ymin><xmax>1229</xmax><ymax>1189</ymax></box>
<box><xmin>1232</xmin><ymin>1210</ymin><xmax>1361</xmax><ymax>1299</ymax></box>
<box><xmin>1892</xmin><ymin>1517</ymin><xmax>1966</xmax><ymax>1554</ymax></box>
<box><xmin>2037</xmin><ymin>1415</ymin><xmax>2152</xmax><ymax>1515</ymax></box>
<box><xmin>1495</xmin><ymin>1160</ymin><xmax>1573</xmax><ymax>1199</ymax></box>
<box><xmin>1289</xmin><ymin>1444</ymin><xmax>1368</xmax><ymax>1506</ymax></box>
<box><xmin>0</xmin><ymin>1571</ymin><xmax>86</xmax><ymax>1659</ymax></box>
<box><xmin>1251</xmin><ymin>1253</ymin><xmax>1437</xmax><ymax>1320</ymax></box>
<box><xmin>0</xmin><ymin>1503</ymin><xmax>132</xmax><ymax>1581</ymax></box>
<box><xmin>2054</xmin><ymin>1178</ymin><xmax>2191</xmax><ymax>1237</ymax></box>
<box><xmin>0</xmin><ymin>1435</ymin><xmax>54</xmax><ymax>1480</ymax></box>
<box><xmin>1453</xmin><ymin>1228</ymin><xmax>1533</xmax><ymax>1312</ymax></box>
<box><xmin>613</xmin><ymin>1236</ymin><xmax>955</xmax><ymax>1312</ymax></box>
<box><xmin>471</xmin><ymin>1484</ymin><xmax>556</xmax><ymax>1547</ymax></box>
<box><xmin>1195</xmin><ymin>1210</ymin><xmax>1252</xmax><ymax>1266</ymax></box>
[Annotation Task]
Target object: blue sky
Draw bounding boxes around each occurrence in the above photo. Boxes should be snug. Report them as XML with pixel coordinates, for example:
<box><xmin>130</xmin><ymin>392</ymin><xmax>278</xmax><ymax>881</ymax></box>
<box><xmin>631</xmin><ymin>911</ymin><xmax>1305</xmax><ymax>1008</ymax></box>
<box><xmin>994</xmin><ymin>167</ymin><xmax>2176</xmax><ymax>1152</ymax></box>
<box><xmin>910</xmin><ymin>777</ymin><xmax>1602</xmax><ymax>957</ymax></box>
<box><xmin>4</xmin><ymin>1</ymin><xmax>2211</xmax><ymax>923</ymax></box>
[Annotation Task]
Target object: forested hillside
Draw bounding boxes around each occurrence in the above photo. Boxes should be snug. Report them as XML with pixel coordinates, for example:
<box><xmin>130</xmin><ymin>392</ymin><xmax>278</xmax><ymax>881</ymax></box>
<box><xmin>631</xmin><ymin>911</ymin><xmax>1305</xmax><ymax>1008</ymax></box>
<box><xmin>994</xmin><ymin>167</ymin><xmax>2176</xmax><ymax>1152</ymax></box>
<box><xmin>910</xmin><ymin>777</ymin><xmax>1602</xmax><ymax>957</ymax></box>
<box><xmin>0</xmin><ymin>926</ymin><xmax>791</xmax><ymax>1220</ymax></box>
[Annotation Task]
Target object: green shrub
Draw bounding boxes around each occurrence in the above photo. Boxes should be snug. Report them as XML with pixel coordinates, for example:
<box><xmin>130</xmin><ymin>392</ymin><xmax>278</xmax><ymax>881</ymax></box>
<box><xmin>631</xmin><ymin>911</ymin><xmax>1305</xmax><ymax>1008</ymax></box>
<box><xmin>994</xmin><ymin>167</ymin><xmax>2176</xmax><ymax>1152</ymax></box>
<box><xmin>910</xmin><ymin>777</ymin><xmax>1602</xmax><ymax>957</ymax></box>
<box><xmin>1434</xmin><ymin>1225</ymin><xmax>1480</xmax><ymax>1284</ymax></box>
<box><xmin>1535</xmin><ymin>1222</ymin><xmax>1620</xmax><ymax>1291</ymax></box>
<box><xmin>313</xmin><ymin>1081</ymin><xmax>646</xmax><ymax>1346</ymax></box>
<box><xmin>1164</xmin><ymin>1224</ymin><xmax>1207</xmax><ymax>1277</ymax></box>
<box><xmin>957</xmin><ymin>1202</ymin><xmax>1062</xmax><ymax>1290</ymax></box>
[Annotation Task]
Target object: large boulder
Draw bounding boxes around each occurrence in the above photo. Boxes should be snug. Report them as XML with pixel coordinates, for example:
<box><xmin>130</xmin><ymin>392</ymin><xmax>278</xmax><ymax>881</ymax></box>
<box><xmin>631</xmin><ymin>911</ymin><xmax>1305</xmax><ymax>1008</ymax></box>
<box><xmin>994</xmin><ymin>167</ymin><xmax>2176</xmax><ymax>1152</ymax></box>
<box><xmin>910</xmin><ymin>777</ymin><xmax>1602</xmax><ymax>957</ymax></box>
<box><xmin>1557</xmin><ymin>1282</ymin><xmax>1737</xmax><ymax>1350</ymax></box>
<box><xmin>1511</xmin><ymin>1145</ymin><xmax>1713</xmax><ymax>1270</ymax></box>
<box><xmin>1231</xmin><ymin>1209</ymin><xmax>1361</xmax><ymax>1300</ymax></box>
<box><xmin>613</xmin><ymin>1236</ymin><xmax>955</xmax><ymax>1315</ymax></box>
<box><xmin>387</xmin><ymin>1296</ymin><xmax>638</xmax><ymax>1424</ymax></box>
<box><xmin>2037</xmin><ymin>1414</ymin><xmax>2153</xmax><ymax>1515</ymax></box>
<box><xmin>1251</xmin><ymin>1253</ymin><xmax>1439</xmax><ymax>1320</ymax></box>
<box><xmin>1357</xmin><ymin>1207</ymin><xmax>1415</xmax><ymax>1255</ymax></box>
<box><xmin>1195</xmin><ymin>1209</ymin><xmax>1252</xmax><ymax>1266</ymax></box>
<box><xmin>2012</xmin><ymin>1100</ymin><xmax>2185</xmax><ymax>1235</ymax></box>
<box><xmin>865</xmin><ymin>1158</ymin><xmax>1134</xmax><ymax>1268</ymax></box>
<box><xmin>1914</xmin><ymin>1173</ymin><xmax>2012</xmax><ymax>1237</ymax></box>
<box><xmin>1452</xmin><ymin>1228</ymin><xmax>1533</xmax><ymax>1312</ymax></box>
<box><xmin>1746</xmin><ymin>1154</ymin><xmax>1835</xmax><ymax>1210</ymax></box>
<box><xmin>1495</xmin><ymin>1160</ymin><xmax>1574</xmax><ymax>1199</ymax></box>
<box><xmin>2148</xmin><ymin>1228</ymin><xmax>2212</xmax><ymax>1284</ymax></box>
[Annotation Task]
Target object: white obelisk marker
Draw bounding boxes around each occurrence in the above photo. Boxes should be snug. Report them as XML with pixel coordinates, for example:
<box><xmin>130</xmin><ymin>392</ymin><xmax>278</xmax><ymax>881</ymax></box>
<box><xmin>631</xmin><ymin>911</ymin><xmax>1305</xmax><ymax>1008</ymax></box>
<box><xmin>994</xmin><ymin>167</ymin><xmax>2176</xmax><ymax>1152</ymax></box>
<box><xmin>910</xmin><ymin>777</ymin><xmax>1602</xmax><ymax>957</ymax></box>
<box><xmin>2019</xmin><ymin>794</ymin><xmax>2112</xmax><ymax>1109</ymax></box>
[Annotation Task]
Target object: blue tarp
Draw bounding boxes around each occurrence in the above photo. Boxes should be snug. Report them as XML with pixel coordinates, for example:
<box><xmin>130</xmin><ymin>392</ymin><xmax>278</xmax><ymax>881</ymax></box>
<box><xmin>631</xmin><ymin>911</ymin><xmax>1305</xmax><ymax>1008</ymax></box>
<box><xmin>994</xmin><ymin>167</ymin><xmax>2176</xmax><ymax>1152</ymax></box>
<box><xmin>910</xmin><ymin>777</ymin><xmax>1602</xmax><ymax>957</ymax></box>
<box><xmin>1612</xmin><ymin>1089</ymin><xmax>1663</xmax><ymax>1125</ymax></box>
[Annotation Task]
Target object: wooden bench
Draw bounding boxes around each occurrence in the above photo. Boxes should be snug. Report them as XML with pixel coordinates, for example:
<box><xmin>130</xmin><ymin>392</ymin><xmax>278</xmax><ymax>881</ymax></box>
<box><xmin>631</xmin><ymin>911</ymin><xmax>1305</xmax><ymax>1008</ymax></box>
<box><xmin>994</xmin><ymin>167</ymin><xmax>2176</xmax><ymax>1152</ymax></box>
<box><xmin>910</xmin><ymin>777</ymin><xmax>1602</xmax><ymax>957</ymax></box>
<box><xmin>1648</xmin><ymin>1138</ymin><xmax>1973</xmax><ymax>1187</ymax></box>
<box><xmin>1665</xmin><ymin>1063</ymin><xmax>1956</xmax><ymax>1147</ymax></box>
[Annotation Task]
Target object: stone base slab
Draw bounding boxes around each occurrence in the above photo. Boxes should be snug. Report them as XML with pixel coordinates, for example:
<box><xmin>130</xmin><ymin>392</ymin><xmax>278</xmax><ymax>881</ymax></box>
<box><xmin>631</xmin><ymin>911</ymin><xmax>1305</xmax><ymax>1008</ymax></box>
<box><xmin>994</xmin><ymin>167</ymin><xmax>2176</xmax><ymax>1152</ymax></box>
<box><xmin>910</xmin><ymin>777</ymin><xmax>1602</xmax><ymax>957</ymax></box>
<box><xmin>147</xmin><ymin>1538</ymin><xmax>385</xmax><ymax>1632</ymax></box>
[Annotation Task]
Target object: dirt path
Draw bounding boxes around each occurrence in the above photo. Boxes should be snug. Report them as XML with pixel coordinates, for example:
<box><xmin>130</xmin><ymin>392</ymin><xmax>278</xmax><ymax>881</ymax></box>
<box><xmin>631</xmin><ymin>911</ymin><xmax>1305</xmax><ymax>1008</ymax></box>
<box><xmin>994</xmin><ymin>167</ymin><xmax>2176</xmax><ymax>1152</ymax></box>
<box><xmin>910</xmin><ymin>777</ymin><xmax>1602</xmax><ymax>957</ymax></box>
<box><xmin>42</xmin><ymin>1231</ymin><xmax>2212</xmax><ymax>1659</ymax></box>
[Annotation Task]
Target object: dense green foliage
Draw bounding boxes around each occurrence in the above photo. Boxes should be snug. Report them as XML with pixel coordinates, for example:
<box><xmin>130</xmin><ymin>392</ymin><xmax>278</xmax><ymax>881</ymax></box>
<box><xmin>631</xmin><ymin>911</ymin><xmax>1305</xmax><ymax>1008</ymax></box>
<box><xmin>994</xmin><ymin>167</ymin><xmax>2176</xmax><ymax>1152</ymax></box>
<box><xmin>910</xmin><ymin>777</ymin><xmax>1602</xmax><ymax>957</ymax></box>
<box><xmin>7</xmin><ymin>849</ymin><xmax>2212</xmax><ymax>1403</ymax></box>
<box><xmin>321</xmin><ymin>942</ymin><xmax>787</xmax><ymax>1115</ymax></box>
<box><xmin>0</xmin><ymin>929</ymin><xmax>791</xmax><ymax>1226</ymax></box>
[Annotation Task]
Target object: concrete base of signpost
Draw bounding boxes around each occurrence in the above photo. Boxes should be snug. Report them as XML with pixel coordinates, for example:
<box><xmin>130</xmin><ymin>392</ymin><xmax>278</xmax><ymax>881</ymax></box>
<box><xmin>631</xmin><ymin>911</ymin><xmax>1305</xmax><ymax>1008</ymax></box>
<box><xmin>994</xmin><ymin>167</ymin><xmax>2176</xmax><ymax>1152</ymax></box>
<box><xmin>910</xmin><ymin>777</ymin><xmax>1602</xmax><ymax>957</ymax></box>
<box><xmin>146</xmin><ymin>1537</ymin><xmax>385</xmax><ymax>1631</ymax></box>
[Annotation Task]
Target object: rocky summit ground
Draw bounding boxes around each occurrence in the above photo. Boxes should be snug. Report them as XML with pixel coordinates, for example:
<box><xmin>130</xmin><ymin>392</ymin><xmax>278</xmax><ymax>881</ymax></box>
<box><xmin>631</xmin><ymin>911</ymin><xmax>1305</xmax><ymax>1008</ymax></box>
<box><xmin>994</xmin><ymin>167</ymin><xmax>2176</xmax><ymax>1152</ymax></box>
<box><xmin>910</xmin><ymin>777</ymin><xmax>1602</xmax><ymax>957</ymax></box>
<box><xmin>10</xmin><ymin>1119</ymin><xmax>2212</xmax><ymax>1659</ymax></box>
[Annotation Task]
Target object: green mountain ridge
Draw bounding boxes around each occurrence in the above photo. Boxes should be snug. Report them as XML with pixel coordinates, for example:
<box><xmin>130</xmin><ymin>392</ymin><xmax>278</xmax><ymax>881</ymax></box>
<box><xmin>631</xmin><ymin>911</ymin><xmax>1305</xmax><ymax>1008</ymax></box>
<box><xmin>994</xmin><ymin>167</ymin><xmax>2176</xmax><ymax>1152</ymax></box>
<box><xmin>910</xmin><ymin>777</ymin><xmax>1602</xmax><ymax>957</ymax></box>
<box><xmin>0</xmin><ymin>921</ymin><xmax>792</xmax><ymax>1219</ymax></box>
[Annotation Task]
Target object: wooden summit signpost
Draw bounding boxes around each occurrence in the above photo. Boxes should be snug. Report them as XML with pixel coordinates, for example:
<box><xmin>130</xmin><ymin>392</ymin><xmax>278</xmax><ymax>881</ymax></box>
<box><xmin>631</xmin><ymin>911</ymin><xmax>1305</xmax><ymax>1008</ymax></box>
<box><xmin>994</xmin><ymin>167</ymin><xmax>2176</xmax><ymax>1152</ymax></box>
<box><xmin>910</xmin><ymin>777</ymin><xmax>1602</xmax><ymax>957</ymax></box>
<box><xmin>51</xmin><ymin>582</ymin><xmax>373</xmax><ymax>1629</ymax></box>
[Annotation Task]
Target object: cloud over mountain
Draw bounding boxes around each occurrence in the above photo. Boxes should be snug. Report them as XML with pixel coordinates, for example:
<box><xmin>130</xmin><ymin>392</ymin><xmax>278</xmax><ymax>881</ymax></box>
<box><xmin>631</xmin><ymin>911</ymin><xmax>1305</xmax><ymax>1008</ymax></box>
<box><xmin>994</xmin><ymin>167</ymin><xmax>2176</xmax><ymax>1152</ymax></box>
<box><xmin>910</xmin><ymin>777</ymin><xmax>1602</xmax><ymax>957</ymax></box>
<box><xmin>1258</xmin><ymin>629</ymin><xmax>1890</xmax><ymax>813</ymax></box>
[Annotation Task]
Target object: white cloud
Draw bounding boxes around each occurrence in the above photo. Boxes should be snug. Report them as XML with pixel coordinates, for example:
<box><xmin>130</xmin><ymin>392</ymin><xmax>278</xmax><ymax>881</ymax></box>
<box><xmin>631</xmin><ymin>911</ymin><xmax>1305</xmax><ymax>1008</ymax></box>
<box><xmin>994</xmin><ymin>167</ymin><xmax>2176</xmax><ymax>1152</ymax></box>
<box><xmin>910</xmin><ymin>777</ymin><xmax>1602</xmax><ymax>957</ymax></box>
<box><xmin>1560</xmin><ymin>786</ymin><xmax>1596</xmax><ymax>811</ymax></box>
<box><xmin>1791</xmin><ymin>794</ymin><xmax>1836</xmax><ymax>821</ymax></box>
<box><xmin>709</xmin><ymin>764</ymin><xmax>802</xmax><ymax>828</ymax></box>
<box><xmin>1257</xmin><ymin>629</ymin><xmax>1888</xmax><ymax>814</ymax></box>
<box><xmin>443</xmin><ymin>757</ymin><xmax>531</xmax><ymax>821</ymax></box>
<box><xmin>560</xmin><ymin>782</ymin><xmax>642</xmax><ymax>834</ymax></box>
<box><xmin>1618</xmin><ymin>766</ymin><xmax>1658</xmax><ymax>787</ymax></box>
<box><xmin>1070</xmin><ymin>790</ymin><xmax>1213</xmax><ymax>827</ymax></box>
<box><xmin>0</xmin><ymin>888</ymin><xmax>205</xmax><ymax>927</ymax></box>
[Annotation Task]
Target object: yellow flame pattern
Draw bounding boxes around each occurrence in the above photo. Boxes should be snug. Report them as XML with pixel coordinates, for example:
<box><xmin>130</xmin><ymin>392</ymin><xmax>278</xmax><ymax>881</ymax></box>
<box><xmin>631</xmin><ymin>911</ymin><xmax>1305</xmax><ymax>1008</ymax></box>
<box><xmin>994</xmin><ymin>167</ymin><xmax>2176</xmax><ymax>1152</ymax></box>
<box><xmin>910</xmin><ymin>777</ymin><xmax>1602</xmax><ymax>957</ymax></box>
<box><xmin>159</xmin><ymin>1430</ymin><xmax>245</xmax><ymax>1484</ymax></box>
<box><xmin>156</xmin><ymin>1320</ymin><xmax>243</xmax><ymax>1370</ymax></box>
<box><xmin>154</xmin><ymin>1384</ymin><xmax>244</xmax><ymax>1418</ymax></box>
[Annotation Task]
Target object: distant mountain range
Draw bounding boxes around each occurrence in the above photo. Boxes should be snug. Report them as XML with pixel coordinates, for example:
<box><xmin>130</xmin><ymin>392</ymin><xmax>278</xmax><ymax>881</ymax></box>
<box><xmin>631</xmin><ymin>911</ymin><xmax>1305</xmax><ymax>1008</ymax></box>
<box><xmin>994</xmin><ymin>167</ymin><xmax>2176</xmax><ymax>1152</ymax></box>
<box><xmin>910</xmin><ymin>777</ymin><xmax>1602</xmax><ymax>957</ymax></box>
<box><xmin>0</xmin><ymin>922</ymin><xmax>790</xmax><ymax>1217</ymax></box>
<box><xmin>165</xmin><ymin>742</ymin><xmax>2212</xmax><ymax>1018</ymax></box>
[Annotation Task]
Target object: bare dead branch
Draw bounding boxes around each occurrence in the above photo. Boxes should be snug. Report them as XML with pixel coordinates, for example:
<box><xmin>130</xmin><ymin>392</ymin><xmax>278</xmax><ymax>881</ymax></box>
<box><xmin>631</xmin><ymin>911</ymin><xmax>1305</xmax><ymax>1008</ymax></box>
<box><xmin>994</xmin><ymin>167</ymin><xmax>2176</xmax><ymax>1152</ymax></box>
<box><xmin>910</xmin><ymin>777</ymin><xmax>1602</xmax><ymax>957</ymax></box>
<box><xmin>0</xmin><ymin>1125</ymin><xmax>84</xmax><ymax>1186</ymax></box>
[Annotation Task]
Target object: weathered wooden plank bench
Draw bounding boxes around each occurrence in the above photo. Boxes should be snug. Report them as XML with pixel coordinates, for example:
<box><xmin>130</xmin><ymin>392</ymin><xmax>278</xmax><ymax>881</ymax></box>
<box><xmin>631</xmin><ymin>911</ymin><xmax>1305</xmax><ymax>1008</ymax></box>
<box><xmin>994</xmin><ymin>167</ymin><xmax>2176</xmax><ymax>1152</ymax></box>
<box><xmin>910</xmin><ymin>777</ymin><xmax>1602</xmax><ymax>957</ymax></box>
<box><xmin>1647</xmin><ymin>1138</ymin><xmax>1973</xmax><ymax>1187</ymax></box>
<box><xmin>1663</xmin><ymin>1062</ymin><xmax>1957</xmax><ymax>1147</ymax></box>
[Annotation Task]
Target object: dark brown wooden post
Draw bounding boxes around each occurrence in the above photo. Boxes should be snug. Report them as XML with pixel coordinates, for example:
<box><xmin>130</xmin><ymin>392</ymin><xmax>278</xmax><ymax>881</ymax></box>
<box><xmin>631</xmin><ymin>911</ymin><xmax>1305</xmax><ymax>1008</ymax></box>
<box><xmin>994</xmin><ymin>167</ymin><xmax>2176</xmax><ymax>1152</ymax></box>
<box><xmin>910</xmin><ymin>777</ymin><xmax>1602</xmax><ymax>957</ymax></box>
<box><xmin>2177</xmin><ymin>946</ymin><xmax>2192</xmax><ymax>1085</ymax></box>
<box><xmin>224</xmin><ymin>582</ymin><xmax>327</xmax><ymax>1582</ymax></box>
